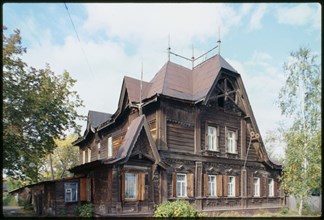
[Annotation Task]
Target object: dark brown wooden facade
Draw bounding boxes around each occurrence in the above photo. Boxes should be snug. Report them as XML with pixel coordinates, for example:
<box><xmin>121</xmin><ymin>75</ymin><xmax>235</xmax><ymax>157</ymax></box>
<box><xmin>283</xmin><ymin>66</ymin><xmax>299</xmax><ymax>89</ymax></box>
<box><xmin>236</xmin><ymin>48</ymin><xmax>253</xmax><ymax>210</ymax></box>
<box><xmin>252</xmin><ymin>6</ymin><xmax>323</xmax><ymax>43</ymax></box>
<box><xmin>70</xmin><ymin>54</ymin><xmax>283</xmax><ymax>216</ymax></box>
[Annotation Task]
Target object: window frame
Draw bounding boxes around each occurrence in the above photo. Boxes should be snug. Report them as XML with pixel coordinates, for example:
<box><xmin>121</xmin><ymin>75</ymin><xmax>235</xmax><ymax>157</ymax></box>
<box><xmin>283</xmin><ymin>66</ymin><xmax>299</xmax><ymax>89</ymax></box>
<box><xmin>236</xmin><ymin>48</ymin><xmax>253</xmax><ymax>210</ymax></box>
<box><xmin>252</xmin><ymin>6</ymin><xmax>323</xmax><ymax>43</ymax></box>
<box><xmin>176</xmin><ymin>173</ymin><xmax>187</xmax><ymax>198</ymax></box>
<box><xmin>253</xmin><ymin>177</ymin><xmax>260</xmax><ymax>197</ymax></box>
<box><xmin>207</xmin><ymin>126</ymin><xmax>218</xmax><ymax>151</ymax></box>
<box><xmin>228</xmin><ymin>176</ymin><xmax>235</xmax><ymax>197</ymax></box>
<box><xmin>82</xmin><ymin>150</ymin><xmax>86</xmax><ymax>164</ymax></box>
<box><xmin>125</xmin><ymin>173</ymin><xmax>138</xmax><ymax>200</ymax></box>
<box><xmin>108</xmin><ymin>137</ymin><xmax>113</xmax><ymax>158</ymax></box>
<box><xmin>64</xmin><ymin>182</ymin><xmax>78</xmax><ymax>203</ymax></box>
<box><xmin>97</xmin><ymin>142</ymin><xmax>101</xmax><ymax>159</ymax></box>
<box><xmin>87</xmin><ymin>148</ymin><xmax>91</xmax><ymax>162</ymax></box>
<box><xmin>268</xmin><ymin>178</ymin><xmax>274</xmax><ymax>197</ymax></box>
<box><xmin>227</xmin><ymin>130</ymin><xmax>237</xmax><ymax>153</ymax></box>
<box><xmin>208</xmin><ymin>175</ymin><xmax>217</xmax><ymax>197</ymax></box>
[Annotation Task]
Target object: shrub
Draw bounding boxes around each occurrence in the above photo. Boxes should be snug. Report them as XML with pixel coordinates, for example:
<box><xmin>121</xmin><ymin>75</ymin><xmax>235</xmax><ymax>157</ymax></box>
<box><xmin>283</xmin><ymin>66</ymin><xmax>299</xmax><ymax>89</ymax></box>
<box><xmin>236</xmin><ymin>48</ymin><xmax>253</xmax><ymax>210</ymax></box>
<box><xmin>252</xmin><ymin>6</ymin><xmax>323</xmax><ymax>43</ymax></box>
<box><xmin>154</xmin><ymin>200</ymin><xmax>204</xmax><ymax>217</ymax></box>
<box><xmin>280</xmin><ymin>207</ymin><xmax>289</xmax><ymax>215</ymax></box>
<box><xmin>76</xmin><ymin>203</ymin><xmax>93</xmax><ymax>217</ymax></box>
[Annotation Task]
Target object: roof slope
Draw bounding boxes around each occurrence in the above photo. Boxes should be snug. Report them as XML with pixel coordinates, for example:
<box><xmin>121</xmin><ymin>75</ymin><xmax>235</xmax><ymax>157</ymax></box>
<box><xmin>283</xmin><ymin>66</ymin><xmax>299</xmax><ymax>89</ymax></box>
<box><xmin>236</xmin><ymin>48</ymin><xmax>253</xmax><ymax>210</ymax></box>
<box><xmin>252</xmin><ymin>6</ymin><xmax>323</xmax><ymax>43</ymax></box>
<box><xmin>88</xmin><ymin>110</ymin><xmax>112</xmax><ymax>129</ymax></box>
<box><xmin>123</xmin><ymin>54</ymin><xmax>237</xmax><ymax>103</ymax></box>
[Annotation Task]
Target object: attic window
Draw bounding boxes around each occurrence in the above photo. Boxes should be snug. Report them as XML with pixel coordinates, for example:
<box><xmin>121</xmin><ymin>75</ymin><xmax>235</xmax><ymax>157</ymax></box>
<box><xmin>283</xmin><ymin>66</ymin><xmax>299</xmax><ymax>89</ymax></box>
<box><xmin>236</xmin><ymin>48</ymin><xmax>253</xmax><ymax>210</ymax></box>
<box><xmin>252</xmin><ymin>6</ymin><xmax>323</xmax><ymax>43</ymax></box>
<box><xmin>215</xmin><ymin>78</ymin><xmax>237</xmax><ymax>107</ymax></box>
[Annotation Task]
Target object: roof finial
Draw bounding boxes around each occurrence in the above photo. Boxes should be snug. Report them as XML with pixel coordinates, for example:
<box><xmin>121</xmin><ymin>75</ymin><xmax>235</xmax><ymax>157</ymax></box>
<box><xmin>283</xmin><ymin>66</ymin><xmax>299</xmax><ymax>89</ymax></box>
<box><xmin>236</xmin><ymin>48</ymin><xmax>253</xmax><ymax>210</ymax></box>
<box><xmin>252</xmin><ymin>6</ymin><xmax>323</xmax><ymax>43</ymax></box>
<box><xmin>168</xmin><ymin>34</ymin><xmax>171</xmax><ymax>61</ymax></box>
<box><xmin>217</xmin><ymin>26</ymin><xmax>221</xmax><ymax>55</ymax></box>
<box><xmin>139</xmin><ymin>62</ymin><xmax>143</xmax><ymax>115</ymax></box>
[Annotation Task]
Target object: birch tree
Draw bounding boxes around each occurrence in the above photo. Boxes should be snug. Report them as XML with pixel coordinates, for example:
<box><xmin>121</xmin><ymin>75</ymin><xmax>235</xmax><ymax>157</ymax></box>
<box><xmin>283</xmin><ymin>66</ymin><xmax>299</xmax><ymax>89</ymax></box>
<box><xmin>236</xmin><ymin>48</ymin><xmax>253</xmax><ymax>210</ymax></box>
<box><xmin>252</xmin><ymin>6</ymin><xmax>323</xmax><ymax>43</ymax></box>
<box><xmin>278</xmin><ymin>47</ymin><xmax>321</xmax><ymax>215</ymax></box>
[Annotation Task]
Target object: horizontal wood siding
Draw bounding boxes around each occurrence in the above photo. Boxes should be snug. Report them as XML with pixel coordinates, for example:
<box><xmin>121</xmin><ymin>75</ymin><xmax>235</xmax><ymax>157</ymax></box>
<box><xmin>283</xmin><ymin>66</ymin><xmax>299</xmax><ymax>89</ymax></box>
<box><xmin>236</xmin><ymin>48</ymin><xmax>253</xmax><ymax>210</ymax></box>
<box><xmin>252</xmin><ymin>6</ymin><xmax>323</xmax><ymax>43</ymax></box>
<box><xmin>167</xmin><ymin>123</ymin><xmax>194</xmax><ymax>152</ymax></box>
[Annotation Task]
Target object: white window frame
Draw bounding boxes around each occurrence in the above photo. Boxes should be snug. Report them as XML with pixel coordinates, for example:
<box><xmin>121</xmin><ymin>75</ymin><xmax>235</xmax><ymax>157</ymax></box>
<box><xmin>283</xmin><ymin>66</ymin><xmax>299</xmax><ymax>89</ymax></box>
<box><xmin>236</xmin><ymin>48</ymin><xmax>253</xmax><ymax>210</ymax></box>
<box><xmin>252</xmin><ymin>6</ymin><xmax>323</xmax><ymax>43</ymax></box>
<box><xmin>268</xmin><ymin>178</ymin><xmax>274</xmax><ymax>197</ymax></box>
<box><xmin>176</xmin><ymin>173</ymin><xmax>187</xmax><ymax>197</ymax></box>
<box><xmin>254</xmin><ymin>177</ymin><xmax>260</xmax><ymax>197</ymax></box>
<box><xmin>208</xmin><ymin>126</ymin><xmax>218</xmax><ymax>151</ymax></box>
<box><xmin>125</xmin><ymin>173</ymin><xmax>137</xmax><ymax>200</ymax></box>
<box><xmin>208</xmin><ymin>175</ymin><xmax>217</xmax><ymax>197</ymax></box>
<box><xmin>228</xmin><ymin>176</ymin><xmax>235</xmax><ymax>197</ymax></box>
<box><xmin>97</xmin><ymin>142</ymin><xmax>101</xmax><ymax>159</ymax></box>
<box><xmin>87</xmin><ymin>148</ymin><xmax>91</xmax><ymax>162</ymax></box>
<box><xmin>64</xmin><ymin>182</ymin><xmax>78</xmax><ymax>202</ymax></box>
<box><xmin>227</xmin><ymin>130</ymin><xmax>237</xmax><ymax>153</ymax></box>
<box><xmin>108</xmin><ymin>137</ymin><xmax>113</xmax><ymax>158</ymax></box>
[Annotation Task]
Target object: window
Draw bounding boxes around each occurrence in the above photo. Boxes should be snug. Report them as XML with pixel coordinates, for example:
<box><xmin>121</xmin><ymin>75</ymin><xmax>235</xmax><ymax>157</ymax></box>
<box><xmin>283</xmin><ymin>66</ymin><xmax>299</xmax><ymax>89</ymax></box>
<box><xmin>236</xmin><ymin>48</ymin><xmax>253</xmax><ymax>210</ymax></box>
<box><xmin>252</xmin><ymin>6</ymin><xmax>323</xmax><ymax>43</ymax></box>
<box><xmin>87</xmin><ymin>148</ymin><xmax>91</xmax><ymax>162</ymax></box>
<box><xmin>108</xmin><ymin>137</ymin><xmax>112</xmax><ymax>158</ymax></box>
<box><xmin>228</xmin><ymin>176</ymin><xmax>235</xmax><ymax>197</ymax></box>
<box><xmin>82</xmin><ymin>150</ymin><xmax>85</xmax><ymax>164</ymax></box>
<box><xmin>268</xmin><ymin>178</ymin><xmax>274</xmax><ymax>197</ymax></box>
<box><xmin>97</xmin><ymin>142</ymin><xmax>101</xmax><ymax>159</ymax></box>
<box><xmin>254</xmin><ymin>177</ymin><xmax>260</xmax><ymax>197</ymax></box>
<box><xmin>176</xmin><ymin>174</ymin><xmax>187</xmax><ymax>197</ymax></box>
<box><xmin>227</xmin><ymin>130</ymin><xmax>237</xmax><ymax>153</ymax></box>
<box><xmin>64</xmin><ymin>182</ymin><xmax>78</xmax><ymax>202</ymax></box>
<box><xmin>208</xmin><ymin>126</ymin><xmax>218</xmax><ymax>151</ymax></box>
<box><xmin>208</xmin><ymin>175</ymin><xmax>217</xmax><ymax>196</ymax></box>
<box><xmin>125</xmin><ymin>173</ymin><xmax>137</xmax><ymax>199</ymax></box>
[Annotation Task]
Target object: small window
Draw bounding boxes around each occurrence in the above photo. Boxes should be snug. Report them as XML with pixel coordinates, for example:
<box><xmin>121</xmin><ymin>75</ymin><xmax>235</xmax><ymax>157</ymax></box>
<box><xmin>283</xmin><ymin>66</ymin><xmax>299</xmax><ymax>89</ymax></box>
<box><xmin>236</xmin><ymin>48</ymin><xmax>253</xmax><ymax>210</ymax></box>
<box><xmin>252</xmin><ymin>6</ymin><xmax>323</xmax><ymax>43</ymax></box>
<box><xmin>108</xmin><ymin>137</ymin><xmax>112</xmax><ymax>158</ymax></box>
<box><xmin>268</xmin><ymin>178</ymin><xmax>274</xmax><ymax>197</ymax></box>
<box><xmin>125</xmin><ymin>173</ymin><xmax>137</xmax><ymax>199</ymax></box>
<box><xmin>227</xmin><ymin>130</ymin><xmax>237</xmax><ymax>153</ymax></box>
<box><xmin>254</xmin><ymin>177</ymin><xmax>260</xmax><ymax>197</ymax></box>
<box><xmin>176</xmin><ymin>173</ymin><xmax>187</xmax><ymax>197</ymax></box>
<box><xmin>98</xmin><ymin>142</ymin><xmax>101</xmax><ymax>159</ymax></box>
<box><xmin>87</xmin><ymin>148</ymin><xmax>91</xmax><ymax>162</ymax></box>
<box><xmin>208</xmin><ymin>175</ymin><xmax>217</xmax><ymax>196</ymax></box>
<box><xmin>64</xmin><ymin>182</ymin><xmax>78</xmax><ymax>202</ymax></box>
<box><xmin>228</xmin><ymin>176</ymin><xmax>235</xmax><ymax>197</ymax></box>
<box><xmin>208</xmin><ymin>126</ymin><xmax>218</xmax><ymax>151</ymax></box>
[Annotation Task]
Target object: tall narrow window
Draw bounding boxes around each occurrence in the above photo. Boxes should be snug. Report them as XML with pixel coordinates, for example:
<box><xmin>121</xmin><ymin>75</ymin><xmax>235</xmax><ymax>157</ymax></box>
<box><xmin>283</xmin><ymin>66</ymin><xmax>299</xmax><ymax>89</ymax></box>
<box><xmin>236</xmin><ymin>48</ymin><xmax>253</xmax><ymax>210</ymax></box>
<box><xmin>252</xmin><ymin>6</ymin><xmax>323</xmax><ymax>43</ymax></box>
<box><xmin>176</xmin><ymin>174</ymin><xmax>187</xmax><ymax>197</ymax></box>
<box><xmin>254</xmin><ymin>177</ymin><xmax>260</xmax><ymax>197</ymax></box>
<box><xmin>208</xmin><ymin>126</ymin><xmax>218</xmax><ymax>151</ymax></box>
<box><xmin>228</xmin><ymin>176</ymin><xmax>235</xmax><ymax>197</ymax></box>
<box><xmin>125</xmin><ymin>173</ymin><xmax>137</xmax><ymax>200</ymax></box>
<box><xmin>208</xmin><ymin>175</ymin><xmax>217</xmax><ymax>196</ymax></box>
<box><xmin>97</xmin><ymin>142</ymin><xmax>101</xmax><ymax>159</ymax></box>
<box><xmin>82</xmin><ymin>150</ymin><xmax>86</xmax><ymax>164</ymax></box>
<box><xmin>108</xmin><ymin>137</ymin><xmax>112</xmax><ymax>158</ymax></box>
<box><xmin>88</xmin><ymin>148</ymin><xmax>91</xmax><ymax>162</ymax></box>
<box><xmin>227</xmin><ymin>130</ymin><xmax>236</xmax><ymax>153</ymax></box>
<box><xmin>268</xmin><ymin>178</ymin><xmax>274</xmax><ymax>197</ymax></box>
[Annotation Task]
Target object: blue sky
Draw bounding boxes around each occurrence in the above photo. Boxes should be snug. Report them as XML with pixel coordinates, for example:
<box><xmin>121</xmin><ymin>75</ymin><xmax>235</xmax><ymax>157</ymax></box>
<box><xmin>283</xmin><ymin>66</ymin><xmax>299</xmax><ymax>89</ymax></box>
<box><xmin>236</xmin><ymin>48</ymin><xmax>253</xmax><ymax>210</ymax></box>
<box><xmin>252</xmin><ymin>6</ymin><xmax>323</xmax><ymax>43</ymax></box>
<box><xmin>3</xmin><ymin>3</ymin><xmax>321</xmax><ymax>158</ymax></box>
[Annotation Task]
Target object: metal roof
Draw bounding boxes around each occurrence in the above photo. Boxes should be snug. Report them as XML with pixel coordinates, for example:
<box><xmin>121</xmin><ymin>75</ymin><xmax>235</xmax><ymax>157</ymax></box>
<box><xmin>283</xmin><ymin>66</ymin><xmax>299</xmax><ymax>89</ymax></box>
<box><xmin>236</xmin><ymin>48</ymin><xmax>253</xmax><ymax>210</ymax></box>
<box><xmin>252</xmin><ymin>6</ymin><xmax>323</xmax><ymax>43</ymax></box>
<box><xmin>124</xmin><ymin>54</ymin><xmax>238</xmax><ymax>103</ymax></box>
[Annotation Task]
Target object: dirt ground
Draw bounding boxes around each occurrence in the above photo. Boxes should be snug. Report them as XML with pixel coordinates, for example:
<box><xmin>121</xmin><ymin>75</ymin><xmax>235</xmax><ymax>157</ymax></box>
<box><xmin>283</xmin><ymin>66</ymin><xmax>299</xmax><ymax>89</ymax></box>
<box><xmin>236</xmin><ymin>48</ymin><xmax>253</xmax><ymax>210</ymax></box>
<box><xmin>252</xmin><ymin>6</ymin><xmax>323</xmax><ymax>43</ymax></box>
<box><xmin>2</xmin><ymin>206</ymin><xmax>36</xmax><ymax>217</ymax></box>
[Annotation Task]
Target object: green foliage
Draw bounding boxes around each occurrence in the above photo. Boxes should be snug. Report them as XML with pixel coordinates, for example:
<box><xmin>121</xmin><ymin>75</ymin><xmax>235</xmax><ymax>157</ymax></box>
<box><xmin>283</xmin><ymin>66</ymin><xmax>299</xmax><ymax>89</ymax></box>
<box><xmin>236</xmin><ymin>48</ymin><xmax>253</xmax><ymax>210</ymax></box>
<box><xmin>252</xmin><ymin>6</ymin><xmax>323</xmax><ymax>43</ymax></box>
<box><xmin>3</xmin><ymin>27</ymin><xmax>84</xmax><ymax>183</ymax></box>
<box><xmin>39</xmin><ymin>134</ymin><xmax>80</xmax><ymax>181</ymax></box>
<box><xmin>76</xmin><ymin>203</ymin><xmax>93</xmax><ymax>217</ymax></box>
<box><xmin>277</xmin><ymin>47</ymin><xmax>321</xmax><ymax>216</ymax></box>
<box><xmin>154</xmin><ymin>200</ymin><xmax>204</xmax><ymax>217</ymax></box>
<box><xmin>280</xmin><ymin>207</ymin><xmax>289</xmax><ymax>215</ymax></box>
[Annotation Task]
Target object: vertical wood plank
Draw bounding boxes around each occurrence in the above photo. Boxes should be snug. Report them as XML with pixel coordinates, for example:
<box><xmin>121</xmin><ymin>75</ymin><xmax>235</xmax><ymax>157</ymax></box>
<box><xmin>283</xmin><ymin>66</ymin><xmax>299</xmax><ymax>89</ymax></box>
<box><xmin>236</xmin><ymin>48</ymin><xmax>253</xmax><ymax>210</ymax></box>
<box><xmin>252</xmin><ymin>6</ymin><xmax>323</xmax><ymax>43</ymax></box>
<box><xmin>80</xmin><ymin>177</ymin><xmax>87</xmax><ymax>201</ymax></box>
<box><xmin>172</xmin><ymin>173</ymin><xmax>176</xmax><ymax>197</ymax></box>
<box><xmin>204</xmin><ymin>174</ymin><xmax>208</xmax><ymax>197</ymax></box>
<box><xmin>223</xmin><ymin>175</ymin><xmax>228</xmax><ymax>197</ymax></box>
<box><xmin>217</xmin><ymin>175</ymin><xmax>223</xmax><ymax>197</ymax></box>
<box><xmin>121</xmin><ymin>172</ymin><xmax>125</xmax><ymax>202</ymax></box>
<box><xmin>187</xmin><ymin>173</ymin><xmax>194</xmax><ymax>197</ymax></box>
<box><xmin>235</xmin><ymin>176</ymin><xmax>240</xmax><ymax>197</ymax></box>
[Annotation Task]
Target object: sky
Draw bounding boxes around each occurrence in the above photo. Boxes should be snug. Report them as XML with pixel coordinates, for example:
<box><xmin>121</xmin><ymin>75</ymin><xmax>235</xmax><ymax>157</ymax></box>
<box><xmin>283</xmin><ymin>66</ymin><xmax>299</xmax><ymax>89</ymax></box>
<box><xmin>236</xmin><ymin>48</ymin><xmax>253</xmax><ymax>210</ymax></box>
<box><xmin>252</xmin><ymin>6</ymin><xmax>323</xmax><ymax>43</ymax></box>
<box><xmin>3</xmin><ymin>3</ymin><xmax>321</xmax><ymax>158</ymax></box>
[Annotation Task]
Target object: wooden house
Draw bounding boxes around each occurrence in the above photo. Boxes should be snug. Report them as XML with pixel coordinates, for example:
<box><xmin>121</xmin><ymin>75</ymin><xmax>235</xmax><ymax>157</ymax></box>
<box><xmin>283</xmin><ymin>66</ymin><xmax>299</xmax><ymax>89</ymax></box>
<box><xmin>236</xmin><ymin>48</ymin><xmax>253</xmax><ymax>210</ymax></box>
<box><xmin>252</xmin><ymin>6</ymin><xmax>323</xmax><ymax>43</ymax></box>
<box><xmin>71</xmin><ymin>53</ymin><xmax>283</xmax><ymax>216</ymax></box>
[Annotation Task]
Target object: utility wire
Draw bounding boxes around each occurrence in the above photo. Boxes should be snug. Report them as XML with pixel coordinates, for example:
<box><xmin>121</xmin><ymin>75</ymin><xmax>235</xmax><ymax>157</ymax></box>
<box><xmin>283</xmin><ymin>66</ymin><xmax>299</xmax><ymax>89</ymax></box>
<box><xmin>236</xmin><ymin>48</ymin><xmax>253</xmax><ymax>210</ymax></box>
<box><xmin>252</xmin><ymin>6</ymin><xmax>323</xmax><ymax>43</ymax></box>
<box><xmin>64</xmin><ymin>3</ymin><xmax>95</xmax><ymax>78</ymax></box>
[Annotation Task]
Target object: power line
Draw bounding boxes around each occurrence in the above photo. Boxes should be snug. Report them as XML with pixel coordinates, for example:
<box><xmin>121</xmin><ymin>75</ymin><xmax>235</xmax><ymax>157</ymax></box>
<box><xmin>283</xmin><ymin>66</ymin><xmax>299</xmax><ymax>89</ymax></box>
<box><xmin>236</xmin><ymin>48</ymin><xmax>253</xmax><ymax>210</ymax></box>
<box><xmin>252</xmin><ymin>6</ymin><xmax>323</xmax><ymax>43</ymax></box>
<box><xmin>64</xmin><ymin>3</ymin><xmax>95</xmax><ymax>78</ymax></box>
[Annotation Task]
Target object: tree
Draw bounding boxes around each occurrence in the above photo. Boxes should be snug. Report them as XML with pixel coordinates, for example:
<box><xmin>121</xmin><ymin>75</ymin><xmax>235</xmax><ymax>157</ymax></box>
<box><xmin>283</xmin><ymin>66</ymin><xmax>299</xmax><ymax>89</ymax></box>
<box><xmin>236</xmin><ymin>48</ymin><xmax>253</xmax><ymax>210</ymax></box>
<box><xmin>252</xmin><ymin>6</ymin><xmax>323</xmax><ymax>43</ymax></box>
<box><xmin>3</xmin><ymin>27</ymin><xmax>84</xmax><ymax>183</ymax></box>
<box><xmin>278</xmin><ymin>47</ymin><xmax>321</xmax><ymax>216</ymax></box>
<box><xmin>39</xmin><ymin>134</ymin><xmax>80</xmax><ymax>181</ymax></box>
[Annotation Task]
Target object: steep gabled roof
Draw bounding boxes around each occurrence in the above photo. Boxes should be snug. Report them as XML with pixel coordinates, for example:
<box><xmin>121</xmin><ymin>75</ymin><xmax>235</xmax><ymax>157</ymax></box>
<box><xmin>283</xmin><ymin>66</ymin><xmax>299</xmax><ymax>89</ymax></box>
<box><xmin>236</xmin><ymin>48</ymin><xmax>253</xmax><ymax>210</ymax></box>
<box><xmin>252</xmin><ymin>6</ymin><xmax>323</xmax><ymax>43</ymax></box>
<box><xmin>88</xmin><ymin>110</ymin><xmax>112</xmax><ymax>130</ymax></box>
<box><xmin>105</xmin><ymin>115</ymin><xmax>164</xmax><ymax>167</ymax></box>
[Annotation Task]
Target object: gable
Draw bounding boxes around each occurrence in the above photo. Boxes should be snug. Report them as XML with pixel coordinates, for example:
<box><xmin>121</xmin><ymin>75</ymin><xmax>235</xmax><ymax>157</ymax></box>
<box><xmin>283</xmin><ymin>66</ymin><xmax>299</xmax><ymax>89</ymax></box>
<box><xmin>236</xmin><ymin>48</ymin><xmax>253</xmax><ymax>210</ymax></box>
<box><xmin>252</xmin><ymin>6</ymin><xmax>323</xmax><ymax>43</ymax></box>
<box><xmin>129</xmin><ymin>129</ymin><xmax>155</xmax><ymax>162</ymax></box>
<box><xmin>204</xmin><ymin>71</ymin><xmax>247</xmax><ymax>116</ymax></box>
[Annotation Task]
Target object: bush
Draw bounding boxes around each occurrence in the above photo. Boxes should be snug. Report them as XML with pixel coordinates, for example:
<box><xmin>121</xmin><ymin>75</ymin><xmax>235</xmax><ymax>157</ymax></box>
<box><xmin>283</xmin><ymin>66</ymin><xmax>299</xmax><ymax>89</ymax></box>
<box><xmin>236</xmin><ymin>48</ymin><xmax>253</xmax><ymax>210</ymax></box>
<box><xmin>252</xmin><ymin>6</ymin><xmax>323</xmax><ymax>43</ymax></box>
<box><xmin>154</xmin><ymin>200</ymin><xmax>204</xmax><ymax>217</ymax></box>
<box><xmin>76</xmin><ymin>203</ymin><xmax>93</xmax><ymax>217</ymax></box>
<box><xmin>280</xmin><ymin>207</ymin><xmax>289</xmax><ymax>215</ymax></box>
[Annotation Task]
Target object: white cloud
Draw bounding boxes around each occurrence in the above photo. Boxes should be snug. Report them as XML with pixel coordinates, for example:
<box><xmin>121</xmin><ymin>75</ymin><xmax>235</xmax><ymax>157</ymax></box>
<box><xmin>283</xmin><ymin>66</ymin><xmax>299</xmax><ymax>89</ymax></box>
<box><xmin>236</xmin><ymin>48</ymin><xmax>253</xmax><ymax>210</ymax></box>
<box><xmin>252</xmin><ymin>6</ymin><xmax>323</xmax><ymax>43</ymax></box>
<box><xmin>276</xmin><ymin>3</ymin><xmax>320</xmax><ymax>30</ymax></box>
<box><xmin>248</xmin><ymin>4</ymin><xmax>267</xmax><ymax>30</ymax></box>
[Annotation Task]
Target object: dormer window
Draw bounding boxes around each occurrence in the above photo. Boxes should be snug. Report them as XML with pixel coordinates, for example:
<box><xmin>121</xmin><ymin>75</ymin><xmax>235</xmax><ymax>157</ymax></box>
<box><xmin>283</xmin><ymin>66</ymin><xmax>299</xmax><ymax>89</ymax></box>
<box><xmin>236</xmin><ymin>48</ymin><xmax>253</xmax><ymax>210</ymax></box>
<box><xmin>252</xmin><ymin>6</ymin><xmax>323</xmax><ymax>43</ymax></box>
<box><xmin>98</xmin><ymin>142</ymin><xmax>101</xmax><ymax>159</ymax></box>
<box><xmin>108</xmin><ymin>137</ymin><xmax>113</xmax><ymax>158</ymax></box>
